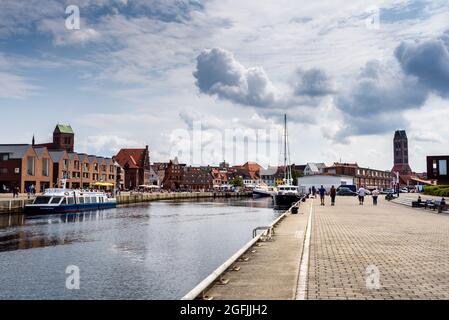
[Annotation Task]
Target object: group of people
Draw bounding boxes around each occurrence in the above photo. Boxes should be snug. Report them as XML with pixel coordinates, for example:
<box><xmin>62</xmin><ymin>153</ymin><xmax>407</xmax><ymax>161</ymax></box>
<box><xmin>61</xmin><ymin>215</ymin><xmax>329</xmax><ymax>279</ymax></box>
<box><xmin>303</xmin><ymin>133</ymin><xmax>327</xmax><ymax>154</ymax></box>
<box><xmin>310</xmin><ymin>185</ymin><xmax>380</xmax><ymax>206</ymax></box>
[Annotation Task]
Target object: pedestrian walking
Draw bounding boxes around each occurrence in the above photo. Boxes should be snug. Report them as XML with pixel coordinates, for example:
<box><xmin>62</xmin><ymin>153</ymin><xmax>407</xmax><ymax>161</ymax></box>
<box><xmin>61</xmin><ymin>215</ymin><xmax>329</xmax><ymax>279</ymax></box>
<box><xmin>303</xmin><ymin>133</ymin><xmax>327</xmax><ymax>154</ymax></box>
<box><xmin>357</xmin><ymin>186</ymin><xmax>366</xmax><ymax>205</ymax></box>
<box><xmin>312</xmin><ymin>186</ymin><xmax>316</xmax><ymax>198</ymax></box>
<box><xmin>330</xmin><ymin>185</ymin><xmax>336</xmax><ymax>206</ymax></box>
<box><xmin>319</xmin><ymin>185</ymin><xmax>326</xmax><ymax>206</ymax></box>
<box><xmin>372</xmin><ymin>188</ymin><xmax>379</xmax><ymax>205</ymax></box>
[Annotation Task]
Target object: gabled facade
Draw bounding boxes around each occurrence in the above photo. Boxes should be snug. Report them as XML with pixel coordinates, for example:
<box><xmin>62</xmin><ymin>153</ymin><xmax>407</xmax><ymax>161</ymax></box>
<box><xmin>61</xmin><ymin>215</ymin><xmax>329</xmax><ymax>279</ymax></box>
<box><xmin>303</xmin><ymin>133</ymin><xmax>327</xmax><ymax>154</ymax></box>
<box><xmin>114</xmin><ymin>146</ymin><xmax>151</xmax><ymax>190</ymax></box>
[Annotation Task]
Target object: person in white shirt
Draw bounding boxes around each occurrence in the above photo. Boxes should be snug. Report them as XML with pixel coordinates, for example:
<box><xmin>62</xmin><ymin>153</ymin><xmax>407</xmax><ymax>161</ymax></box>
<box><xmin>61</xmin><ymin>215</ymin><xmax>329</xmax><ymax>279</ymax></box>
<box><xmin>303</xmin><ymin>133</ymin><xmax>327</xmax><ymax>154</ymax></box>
<box><xmin>357</xmin><ymin>187</ymin><xmax>366</xmax><ymax>205</ymax></box>
<box><xmin>372</xmin><ymin>188</ymin><xmax>379</xmax><ymax>205</ymax></box>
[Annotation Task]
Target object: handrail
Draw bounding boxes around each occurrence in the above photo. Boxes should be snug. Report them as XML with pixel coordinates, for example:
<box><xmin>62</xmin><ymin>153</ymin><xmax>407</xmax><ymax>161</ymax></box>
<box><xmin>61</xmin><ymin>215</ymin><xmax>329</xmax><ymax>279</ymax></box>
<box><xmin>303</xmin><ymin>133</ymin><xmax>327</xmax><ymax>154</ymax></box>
<box><xmin>181</xmin><ymin>196</ymin><xmax>306</xmax><ymax>300</ymax></box>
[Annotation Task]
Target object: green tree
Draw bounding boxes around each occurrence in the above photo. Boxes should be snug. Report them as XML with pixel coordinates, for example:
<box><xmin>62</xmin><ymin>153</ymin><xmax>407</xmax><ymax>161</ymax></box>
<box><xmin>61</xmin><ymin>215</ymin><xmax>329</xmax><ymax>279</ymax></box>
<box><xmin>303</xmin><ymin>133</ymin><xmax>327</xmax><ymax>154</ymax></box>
<box><xmin>292</xmin><ymin>170</ymin><xmax>304</xmax><ymax>185</ymax></box>
<box><xmin>230</xmin><ymin>176</ymin><xmax>244</xmax><ymax>188</ymax></box>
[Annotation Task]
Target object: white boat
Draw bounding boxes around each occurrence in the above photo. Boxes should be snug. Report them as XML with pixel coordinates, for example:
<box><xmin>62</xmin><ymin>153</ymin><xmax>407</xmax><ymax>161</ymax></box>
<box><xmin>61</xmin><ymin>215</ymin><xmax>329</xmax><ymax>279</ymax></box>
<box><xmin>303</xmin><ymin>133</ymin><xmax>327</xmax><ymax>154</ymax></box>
<box><xmin>25</xmin><ymin>188</ymin><xmax>116</xmax><ymax>215</ymax></box>
<box><xmin>252</xmin><ymin>185</ymin><xmax>277</xmax><ymax>198</ymax></box>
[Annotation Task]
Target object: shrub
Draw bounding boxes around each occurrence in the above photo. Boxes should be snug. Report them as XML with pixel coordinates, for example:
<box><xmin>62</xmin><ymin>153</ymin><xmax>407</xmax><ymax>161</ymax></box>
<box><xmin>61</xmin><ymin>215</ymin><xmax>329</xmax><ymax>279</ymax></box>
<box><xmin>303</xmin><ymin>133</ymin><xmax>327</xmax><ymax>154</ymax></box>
<box><xmin>424</xmin><ymin>185</ymin><xmax>449</xmax><ymax>197</ymax></box>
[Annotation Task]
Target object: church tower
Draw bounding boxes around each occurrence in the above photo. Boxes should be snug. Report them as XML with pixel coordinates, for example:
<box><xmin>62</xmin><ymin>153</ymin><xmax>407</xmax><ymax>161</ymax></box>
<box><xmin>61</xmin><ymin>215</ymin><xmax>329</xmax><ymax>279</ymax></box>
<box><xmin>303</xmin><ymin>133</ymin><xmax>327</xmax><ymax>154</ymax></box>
<box><xmin>392</xmin><ymin>130</ymin><xmax>412</xmax><ymax>174</ymax></box>
<box><xmin>52</xmin><ymin>124</ymin><xmax>74</xmax><ymax>152</ymax></box>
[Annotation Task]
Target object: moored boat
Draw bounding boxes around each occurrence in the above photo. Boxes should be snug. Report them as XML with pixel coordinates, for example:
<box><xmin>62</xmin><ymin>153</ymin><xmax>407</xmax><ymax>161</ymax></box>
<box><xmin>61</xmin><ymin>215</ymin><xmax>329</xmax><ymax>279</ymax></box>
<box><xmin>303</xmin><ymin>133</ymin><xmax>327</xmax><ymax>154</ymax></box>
<box><xmin>25</xmin><ymin>188</ymin><xmax>116</xmax><ymax>215</ymax></box>
<box><xmin>272</xmin><ymin>114</ymin><xmax>304</xmax><ymax>209</ymax></box>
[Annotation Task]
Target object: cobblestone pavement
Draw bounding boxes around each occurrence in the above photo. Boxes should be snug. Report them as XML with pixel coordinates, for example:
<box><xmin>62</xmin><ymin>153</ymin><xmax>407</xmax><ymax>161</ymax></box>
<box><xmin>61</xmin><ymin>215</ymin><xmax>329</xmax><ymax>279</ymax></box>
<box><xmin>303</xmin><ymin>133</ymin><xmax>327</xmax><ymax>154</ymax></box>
<box><xmin>307</xmin><ymin>195</ymin><xmax>449</xmax><ymax>299</ymax></box>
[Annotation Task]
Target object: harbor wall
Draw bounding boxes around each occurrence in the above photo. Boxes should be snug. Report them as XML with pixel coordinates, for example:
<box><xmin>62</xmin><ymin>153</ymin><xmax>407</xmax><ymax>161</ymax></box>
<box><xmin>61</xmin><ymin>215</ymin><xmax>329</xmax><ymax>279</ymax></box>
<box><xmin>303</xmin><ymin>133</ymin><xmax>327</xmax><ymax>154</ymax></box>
<box><xmin>0</xmin><ymin>192</ymin><xmax>252</xmax><ymax>214</ymax></box>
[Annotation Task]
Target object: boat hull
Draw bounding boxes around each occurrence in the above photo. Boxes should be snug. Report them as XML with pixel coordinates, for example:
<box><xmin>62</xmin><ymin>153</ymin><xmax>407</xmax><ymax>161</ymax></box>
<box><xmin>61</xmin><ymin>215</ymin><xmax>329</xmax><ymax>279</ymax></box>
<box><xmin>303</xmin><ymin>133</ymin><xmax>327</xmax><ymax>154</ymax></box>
<box><xmin>252</xmin><ymin>190</ymin><xmax>273</xmax><ymax>198</ymax></box>
<box><xmin>273</xmin><ymin>194</ymin><xmax>301</xmax><ymax>210</ymax></box>
<box><xmin>25</xmin><ymin>202</ymin><xmax>116</xmax><ymax>215</ymax></box>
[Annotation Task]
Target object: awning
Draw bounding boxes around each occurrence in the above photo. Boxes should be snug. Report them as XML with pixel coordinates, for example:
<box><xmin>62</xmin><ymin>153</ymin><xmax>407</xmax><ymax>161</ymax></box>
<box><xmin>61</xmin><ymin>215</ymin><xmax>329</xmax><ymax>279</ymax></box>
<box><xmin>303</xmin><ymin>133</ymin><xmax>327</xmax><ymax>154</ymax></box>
<box><xmin>93</xmin><ymin>182</ymin><xmax>114</xmax><ymax>187</ymax></box>
<box><xmin>139</xmin><ymin>185</ymin><xmax>160</xmax><ymax>188</ymax></box>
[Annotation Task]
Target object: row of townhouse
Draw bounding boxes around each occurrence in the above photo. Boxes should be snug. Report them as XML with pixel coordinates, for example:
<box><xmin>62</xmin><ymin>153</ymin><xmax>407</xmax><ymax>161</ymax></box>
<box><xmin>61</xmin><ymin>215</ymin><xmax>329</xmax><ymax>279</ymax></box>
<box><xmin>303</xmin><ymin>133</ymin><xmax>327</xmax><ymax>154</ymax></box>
<box><xmin>0</xmin><ymin>144</ymin><xmax>116</xmax><ymax>193</ymax></box>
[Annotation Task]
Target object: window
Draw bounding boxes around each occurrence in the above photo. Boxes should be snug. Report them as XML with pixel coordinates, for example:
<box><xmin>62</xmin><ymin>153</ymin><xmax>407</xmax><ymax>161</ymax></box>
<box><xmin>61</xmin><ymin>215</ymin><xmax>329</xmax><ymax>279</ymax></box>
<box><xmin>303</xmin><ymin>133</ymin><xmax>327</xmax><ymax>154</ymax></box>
<box><xmin>433</xmin><ymin>160</ymin><xmax>438</xmax><ymax>175</ymax></box>
<box><xmin>101</xmin><ymin>165</ymin><xmax>106</xmax><ymax>172</ymax></box>
<box><xmin>439</xmin><ymin>160</ymin><xmax>447</xmax><ymax>175</ymax></box>
<box><xmin>85</xmin><ymin>197</ymin><xmax>90</xmax><ymax>204</ymax></box>
<box><xmin>91</xmin><ymin>197</ymin><xmax>96</xmax><ymax>203</ymax></box>
<box><xmin>67</xmin><ymin>197</ymin><xmax>75</xmax><ymax>205</ymax></box>
<box><xmin>74</xmin><ymin>161</ymin><xmax>80</xmax><ymax>170</ymax></box>
<box><xmin>63</xmin><ymin>159</ymin><xmax>68</xmax><ymax>170</ymax></box>
<box><xmin>78</xmin><ymin>197</ymin><xmax>85</xmax><ymax>204</ymax></box>
<box><xmin>0</xmin><ymin>154</ymin><xmax>9</xmax><ymax>161</ymax></box>
<box><xmin>34</xmin><ymin>196</ymin><xmax>51</xmax><ymax>204</ymax></box>
<box><xmin>50</xmin><ymin>197</ymin><xmax>63</xmax><ymax>204</ymax></box>
<box><xmin>110</xmin><ymin>165</ymin><xmax>114</xmax><ymax>172</ymax></box>
<box><xmin>0</xmin><ymin>168</ymin><xmax>7</xmax><ymax>174</ymax></box>
<box><xmin>94</xmin><ymin>163</ymin><xmax>99</xmax><ymax>172</ymax></box>
<box><xmin>27</xmin><ymin>156</ymin><xmax>35</xmax><ymax>176</ymax></box>
<box><xmin>42</xmin><ymin>158</ymin><xmax>49</xmax><ymax>177</ymax></box>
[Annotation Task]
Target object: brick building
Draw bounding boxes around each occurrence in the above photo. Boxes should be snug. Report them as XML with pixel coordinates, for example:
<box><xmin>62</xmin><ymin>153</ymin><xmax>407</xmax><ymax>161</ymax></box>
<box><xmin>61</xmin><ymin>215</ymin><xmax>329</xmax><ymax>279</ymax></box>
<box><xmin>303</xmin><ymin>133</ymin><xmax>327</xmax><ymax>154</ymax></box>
<box><xmin>162</xmin><ymin>158</ymin><xmax>186</xmax><ymax>190</ymax></box>
<box><xmin>182</xmin><ymin>166</ymin><xmax>214</xmax><ymax>191</ymax></box>
<box><xmin>0</xmin><ymin>124</ymin><xmax>116</xmax><ymax>193</ymax></box>
<box><xmin>324</xmin><ymin>162</ymin><xmax>393</xmax><ymax>190</ymax></box>
<box><xmin>114</xmin><ymin>146</ymin><xmax>151</xmax><ymax>190</ymax></box>
<box><xmin>0</xmin><ymin>145</ymin><xmax>53</xmax><ymax>193</ymax></box>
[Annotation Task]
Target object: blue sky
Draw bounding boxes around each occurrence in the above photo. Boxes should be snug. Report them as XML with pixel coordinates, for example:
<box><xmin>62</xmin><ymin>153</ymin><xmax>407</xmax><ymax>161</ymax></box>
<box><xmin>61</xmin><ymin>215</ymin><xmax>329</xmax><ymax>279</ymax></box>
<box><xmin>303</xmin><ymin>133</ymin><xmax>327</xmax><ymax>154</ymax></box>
<box><xmin>1</xmin><ymin>0</ymin><xmax>449</xmax><ymax>172</ymax></box>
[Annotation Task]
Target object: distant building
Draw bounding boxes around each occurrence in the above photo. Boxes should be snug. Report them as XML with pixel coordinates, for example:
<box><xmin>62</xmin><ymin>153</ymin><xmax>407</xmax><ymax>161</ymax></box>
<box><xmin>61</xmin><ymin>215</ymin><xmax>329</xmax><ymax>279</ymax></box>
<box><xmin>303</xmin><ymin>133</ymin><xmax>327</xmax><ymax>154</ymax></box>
<box><xmin>181</xmin><ymin>166</ymin><xmax>213</xmax><ymax>191</ymax></box>
<box><xmin>324</xmin><ymin>162</ymin><xmax>393</xmax><ymax>190</ymax></box>
<box><xmin>162</xmin><ymin>158</ymin><xmax>186</xmax><ymax>190</ymax></box>
<box><xmin>34</xmin><ymin>124</ymin><xmax>75</xmax><ymax>153</ymax></box>
<box><xmin>231</xmin><ymin>162</ymin><xmax>262</xmax><ymax>188</ymax></box>
<box><xmin>114</xmin><ymin>146</ymin><xmax>151</xmax><ymax>190</ymax></box>
<box><xmin>392</xmin><ymin>130</ymin><xmax>412</xmax><ymax>175</ymax></box>
<box><xmin>303</xmin><ymin>163</ymin><xmax>326</xmax><ymax>176</ymax></box>
<box><xmin>427</xmin><ymin>156</ymin><xmax>449</xmax><ymax>185</ymax></box>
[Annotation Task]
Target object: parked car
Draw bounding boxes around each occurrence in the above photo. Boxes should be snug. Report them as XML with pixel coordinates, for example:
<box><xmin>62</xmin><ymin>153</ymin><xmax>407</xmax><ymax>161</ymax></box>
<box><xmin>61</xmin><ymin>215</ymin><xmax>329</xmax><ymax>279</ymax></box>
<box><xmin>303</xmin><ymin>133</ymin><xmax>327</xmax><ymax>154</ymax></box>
<box><xmin>337</xmin><ymin>187</ymin><xmax>357</xmax><ymax>196</ymax></box>
<box><xmin>381</xmin><ymin>188</ymin><xmax>394</xmax><ymax>194</ymax></box>
<box><xmin>400</xmin><ymin>187</ymin><xmax>409</xmax><ymax>193</ymax></box>
<box><xmin>337</xmin><ymin>185</ymin><xmax>357</xmax><ymax>193</ymax></box>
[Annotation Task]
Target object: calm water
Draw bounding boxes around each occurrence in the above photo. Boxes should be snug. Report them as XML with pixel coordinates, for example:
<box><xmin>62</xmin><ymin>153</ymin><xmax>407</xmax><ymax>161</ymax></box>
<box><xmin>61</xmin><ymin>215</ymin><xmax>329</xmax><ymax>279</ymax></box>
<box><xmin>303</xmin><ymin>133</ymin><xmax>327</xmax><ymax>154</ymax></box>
<box><xmin>0</xmin><ymin>197</ymin><xmax>278</xmax><ymax>299</ymax></box>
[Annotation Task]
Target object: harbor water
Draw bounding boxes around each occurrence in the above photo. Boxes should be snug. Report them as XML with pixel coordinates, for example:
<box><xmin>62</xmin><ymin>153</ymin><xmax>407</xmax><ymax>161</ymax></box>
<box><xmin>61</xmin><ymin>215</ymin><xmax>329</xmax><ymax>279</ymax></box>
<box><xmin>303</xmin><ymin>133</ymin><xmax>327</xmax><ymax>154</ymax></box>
<box><xmin>0</xmin><ymin>197</ymin><xmax>278</xmax><ymax>299</ymax></box>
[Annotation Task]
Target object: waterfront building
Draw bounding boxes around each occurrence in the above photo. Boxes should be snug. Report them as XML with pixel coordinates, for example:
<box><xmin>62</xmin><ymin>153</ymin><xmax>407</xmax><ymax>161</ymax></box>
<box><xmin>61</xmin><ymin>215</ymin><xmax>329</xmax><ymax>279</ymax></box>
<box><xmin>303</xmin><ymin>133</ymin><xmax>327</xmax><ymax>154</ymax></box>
<box><xmin>181</xmin><ymin>166</ymin><xmax>214</xmax><ymax>191</ymax></box>
<box><xmin>231</xmin><ymin>162</ymin><xmax>262</xmax><ymax>188</ymax></box>
<box><xmin>162</xmin><ymin>158</ymin><xmax>186</xmax><ymax>190</ymax></box>
<box><xmin>0</xmin><ymin>144</ymin><xmax>53</xmax><ymax>193</ymax></box>
<box><xmin>323</xmin><ymin>162</ymin><xmax>393</xmax><ymax>190</ymax></box>
<box><xmin>211</xmin><ymin>168</ymin><xmax>228</xmax><ymax>189</ymax></box>
<box><xmin>114</xmin><ymin>146</ymin><xmax>151</xmax><ymax>190</ymax></box>
<box><xmin>0</xmin><ymin>124</ymin><xmax>116</xmax><ymax>192</ymax></box>
<box><xmin>427</xmin><ymin>155</ymin><xmax>449</xmax><ymax>185</ymax></box>
<box><xmin>303</xmin><ymin>163</ymin><xmax>326</xmax><ymax>176</ymax></box>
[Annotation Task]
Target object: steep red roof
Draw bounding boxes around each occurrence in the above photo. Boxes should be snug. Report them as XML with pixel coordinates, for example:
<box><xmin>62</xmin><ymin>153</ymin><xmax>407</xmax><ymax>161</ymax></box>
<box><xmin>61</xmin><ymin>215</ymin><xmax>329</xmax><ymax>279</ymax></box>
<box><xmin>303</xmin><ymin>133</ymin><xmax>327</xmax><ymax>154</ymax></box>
<box><xmin>115</xmin><ymin>148</ymin><xmax>147</xmax><ymax>169</ymax></box>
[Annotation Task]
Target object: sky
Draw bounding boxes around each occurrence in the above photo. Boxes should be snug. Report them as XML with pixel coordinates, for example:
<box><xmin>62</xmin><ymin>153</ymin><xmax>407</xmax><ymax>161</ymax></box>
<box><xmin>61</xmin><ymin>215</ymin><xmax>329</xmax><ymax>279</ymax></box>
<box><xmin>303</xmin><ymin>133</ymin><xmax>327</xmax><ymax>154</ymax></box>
<box><xmin>1</xmin><ymin>0</ymin><xmax>449</xmax><ymax>172</ymax></box>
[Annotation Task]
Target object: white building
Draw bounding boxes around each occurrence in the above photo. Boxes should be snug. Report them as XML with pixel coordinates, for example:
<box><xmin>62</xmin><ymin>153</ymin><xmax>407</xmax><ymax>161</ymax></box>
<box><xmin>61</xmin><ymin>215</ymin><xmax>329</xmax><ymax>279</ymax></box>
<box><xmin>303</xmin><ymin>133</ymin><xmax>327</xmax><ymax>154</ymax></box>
<box><xmin>297</xmin><ymin>174</ymin><xmax>354</xmax><ymax>193</ymax></box>
<box><xmin>303</xmin><ymin>163</ymin><xmax>326</xmax><ymax>176</ymax></box>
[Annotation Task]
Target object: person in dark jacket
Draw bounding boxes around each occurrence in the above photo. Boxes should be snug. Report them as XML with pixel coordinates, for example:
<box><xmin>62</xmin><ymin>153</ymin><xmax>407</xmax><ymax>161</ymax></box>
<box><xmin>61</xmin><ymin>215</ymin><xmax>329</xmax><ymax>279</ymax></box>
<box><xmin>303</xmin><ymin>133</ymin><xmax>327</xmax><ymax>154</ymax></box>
<box><xmin>330</xmin><ymin>185</ymin><xmax>336</xmax><ymax>206</ymax></box>
<box><xmin>318</xmin><ymin>185</ymin><xmax>326</xmax><ymax>206</ymax></box>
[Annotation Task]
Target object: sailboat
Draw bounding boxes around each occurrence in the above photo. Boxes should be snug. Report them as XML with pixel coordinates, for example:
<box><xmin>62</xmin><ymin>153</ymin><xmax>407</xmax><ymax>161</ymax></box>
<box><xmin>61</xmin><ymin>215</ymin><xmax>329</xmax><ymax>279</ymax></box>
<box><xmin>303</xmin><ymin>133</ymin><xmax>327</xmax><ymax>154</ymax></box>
<box><xmin>272</xmin><ymin>114</ymin><xmax>302</xmax><ymax>209</ymax></box>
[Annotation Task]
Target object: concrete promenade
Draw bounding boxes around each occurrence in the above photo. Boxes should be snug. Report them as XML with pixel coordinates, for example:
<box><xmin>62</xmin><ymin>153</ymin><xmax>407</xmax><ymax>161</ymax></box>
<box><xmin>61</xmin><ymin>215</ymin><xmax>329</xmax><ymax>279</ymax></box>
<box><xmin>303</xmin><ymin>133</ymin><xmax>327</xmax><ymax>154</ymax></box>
<box><xmin>202</xmin><ymin>195</ymin><xmax>449</xmax><ymax>300</ymax></box>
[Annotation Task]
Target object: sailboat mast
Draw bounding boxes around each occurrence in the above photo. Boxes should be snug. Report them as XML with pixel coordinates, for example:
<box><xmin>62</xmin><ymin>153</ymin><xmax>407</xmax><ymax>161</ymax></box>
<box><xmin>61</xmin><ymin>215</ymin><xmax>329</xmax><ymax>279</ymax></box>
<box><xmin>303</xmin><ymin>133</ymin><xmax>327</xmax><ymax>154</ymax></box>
<box><xmin>284</xmin><ymin>114</ymin><xmax>287</xmax><ymax>182</ymax></box>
